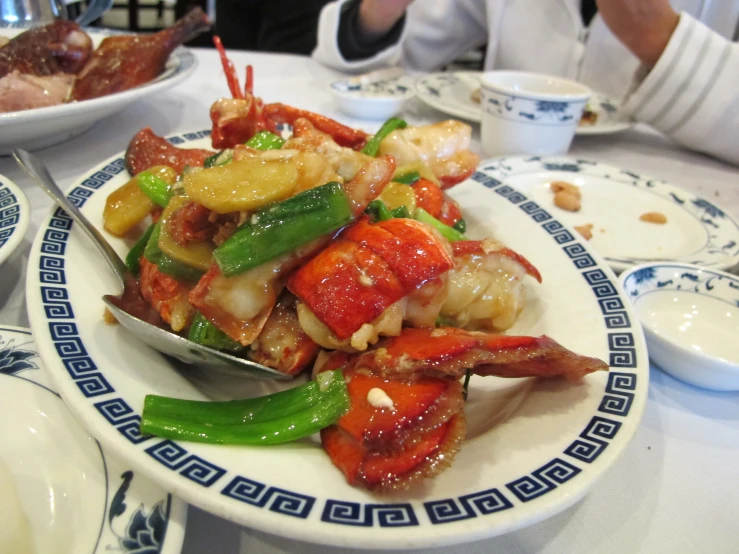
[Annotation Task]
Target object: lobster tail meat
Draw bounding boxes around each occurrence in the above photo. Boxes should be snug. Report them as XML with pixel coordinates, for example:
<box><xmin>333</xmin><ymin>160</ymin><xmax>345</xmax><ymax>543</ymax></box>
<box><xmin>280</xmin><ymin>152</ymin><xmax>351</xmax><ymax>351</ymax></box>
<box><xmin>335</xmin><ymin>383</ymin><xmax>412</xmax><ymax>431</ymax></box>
<box><xmin>321</xmin><ymin>369</ymin><xmax>466</xmax><ymax>491</ymax></box>
<box><xmin>287</xmin><ymin>217</ymin><xmax>454</xmax><ymax>341</ymax></box>
<box><xmin>340</xmin><ymin>327</ymin><xmax>609</xmax><ymax>382</ymax></box>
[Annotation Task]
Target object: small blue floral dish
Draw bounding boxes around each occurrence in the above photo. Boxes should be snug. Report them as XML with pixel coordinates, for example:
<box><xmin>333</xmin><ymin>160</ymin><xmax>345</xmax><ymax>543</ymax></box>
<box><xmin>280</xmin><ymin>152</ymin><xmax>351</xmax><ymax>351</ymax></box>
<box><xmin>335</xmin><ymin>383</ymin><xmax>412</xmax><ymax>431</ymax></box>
<box><xmin>0</xmin><ymin>326</ymin><xmax>187</xmax><ymax>553</ymax></box>
<box><xmin>620</xmin><ymin>263</ymin><xmax>739</xmax><ymax>391</ymax></box>
<box><xmin>330</xmin><ymin>70</ymin><xmax>415</xmax><ymax>120</ymax></box>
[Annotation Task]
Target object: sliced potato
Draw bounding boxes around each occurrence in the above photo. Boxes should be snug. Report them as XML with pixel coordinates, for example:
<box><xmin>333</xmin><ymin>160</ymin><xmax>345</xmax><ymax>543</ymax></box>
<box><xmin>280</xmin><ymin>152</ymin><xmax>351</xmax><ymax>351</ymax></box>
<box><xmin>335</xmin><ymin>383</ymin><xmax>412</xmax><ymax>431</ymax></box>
<box><xmin>103</xmin><ymin>165</ymin><xmax>178</xmax><ymax>237</ymax></box>
<box><xmin>103</xmin><ymin>177</ymin><xmax>155</xmax><ymax>236</ymax></box>
<box><xmin>183</xmin><ymin>158</ymin><xmax>299</xmax><ymax>213</ymax></box>
<box><xmin>379</xmin><ymin>182</ymin><xmax>417</xmax><ymax>213</ymax></box>
<box><xmin>158</xmin><ymin>195</ymin><xmax>214</xmax><ymax>271</ymax></box>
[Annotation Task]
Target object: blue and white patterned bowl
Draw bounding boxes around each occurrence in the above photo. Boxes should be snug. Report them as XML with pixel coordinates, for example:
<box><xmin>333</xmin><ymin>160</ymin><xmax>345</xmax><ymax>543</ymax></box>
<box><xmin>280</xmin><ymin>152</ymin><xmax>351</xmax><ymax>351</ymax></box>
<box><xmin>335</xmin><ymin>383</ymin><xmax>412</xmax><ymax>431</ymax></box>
<box><xmin>330</xmin><ymin>73</ymin><xmax>415</xmax><ymax>120</ymax></box>
<box><xmin>620</xmin><ymin>263</ymin><xmax>739</xmax><ymax>391</ymax></box>
<box><xmin>0</xmin><ymin>326</ymin><xmax>187</xmax><ymax>553</ymax></box>
<box><xmin>0</xmin><ymin>173</ymin><xmax>30</xmax><ymax>266</ymax></box>
<box><xmin>480</xmin><ymin>71</ymin><xmax>591</xmax><ymax>157</ymax></box>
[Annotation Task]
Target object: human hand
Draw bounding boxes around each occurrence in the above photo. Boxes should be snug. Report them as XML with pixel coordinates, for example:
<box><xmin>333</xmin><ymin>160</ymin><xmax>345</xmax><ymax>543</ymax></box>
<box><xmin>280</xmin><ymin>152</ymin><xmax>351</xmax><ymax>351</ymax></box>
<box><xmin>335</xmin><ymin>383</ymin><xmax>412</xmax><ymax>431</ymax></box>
<box><xmin>358</xmin><ymin>0</ymin><xmax>415</xmax><ymax>38</ymax></box>
<box><xmin>596</xmin><ymin>0</ymin><xmax>680</xmax><ymax>67</ymax></box>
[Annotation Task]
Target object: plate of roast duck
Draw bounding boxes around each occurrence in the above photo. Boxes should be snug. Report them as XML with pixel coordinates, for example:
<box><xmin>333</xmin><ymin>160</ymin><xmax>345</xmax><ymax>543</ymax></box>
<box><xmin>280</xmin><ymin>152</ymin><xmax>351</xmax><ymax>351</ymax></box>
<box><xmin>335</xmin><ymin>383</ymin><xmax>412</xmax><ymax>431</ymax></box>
<box><xmin>0</xmin><ymin>8</ymin><xmax>211</xmax><ymax>154</ymax></box>
<box><xmin>22</xmin><ymin>51</ymin><xmax>649</xmax><ymax>549</ymax></box>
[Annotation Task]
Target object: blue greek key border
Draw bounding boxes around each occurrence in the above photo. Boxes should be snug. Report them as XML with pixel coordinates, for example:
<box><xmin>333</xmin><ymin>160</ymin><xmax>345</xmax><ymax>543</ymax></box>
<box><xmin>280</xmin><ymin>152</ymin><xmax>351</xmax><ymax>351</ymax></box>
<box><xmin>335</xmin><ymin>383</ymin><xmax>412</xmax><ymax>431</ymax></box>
<box><xmin>33</xmin><ymin>137</ymin><xmax>642</xmax><ymax>529</ymax></box>
<box><xmin>0</xmin><ymin>180</ymin><xmax>21</xmax><ymax>250</ymax></box>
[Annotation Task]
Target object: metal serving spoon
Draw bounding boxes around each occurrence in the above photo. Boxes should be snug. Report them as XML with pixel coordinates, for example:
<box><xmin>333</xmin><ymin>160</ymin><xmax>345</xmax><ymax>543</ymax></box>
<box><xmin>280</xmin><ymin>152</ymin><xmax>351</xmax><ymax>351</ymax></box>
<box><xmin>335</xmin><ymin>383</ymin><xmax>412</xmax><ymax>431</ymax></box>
<box><xmin>14</xmin><ymin>149</ymin><xmax>289</xmax><ymax>381</ymax></box>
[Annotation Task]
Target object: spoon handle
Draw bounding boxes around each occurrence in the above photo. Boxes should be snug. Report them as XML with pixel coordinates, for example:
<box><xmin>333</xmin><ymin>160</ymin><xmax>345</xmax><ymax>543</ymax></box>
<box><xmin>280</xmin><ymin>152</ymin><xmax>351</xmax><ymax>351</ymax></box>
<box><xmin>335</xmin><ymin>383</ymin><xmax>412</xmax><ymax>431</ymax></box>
<box><xmin>13</xmin><ymin>149</ymin><xmax>127</xmax><ymax>291</ymax></box>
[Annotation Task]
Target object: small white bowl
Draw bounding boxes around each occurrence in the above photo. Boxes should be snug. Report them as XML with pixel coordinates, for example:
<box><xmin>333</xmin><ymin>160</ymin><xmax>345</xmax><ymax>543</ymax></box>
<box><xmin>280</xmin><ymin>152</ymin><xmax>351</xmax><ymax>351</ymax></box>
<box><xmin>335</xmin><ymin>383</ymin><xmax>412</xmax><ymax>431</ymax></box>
<box><xmin>620</xmin><ymin>262</ymin><xmax>739</xmax><ymax>391</ymax></box>
<box><xmin>480</xmin><ymin>71</ymin><xmax>591</xmax><ymax>157</ymax></box>
<box><xmin>330</xmin><ymin>74</ymin><xmax>415</xmax><ymax>120</ymax></box>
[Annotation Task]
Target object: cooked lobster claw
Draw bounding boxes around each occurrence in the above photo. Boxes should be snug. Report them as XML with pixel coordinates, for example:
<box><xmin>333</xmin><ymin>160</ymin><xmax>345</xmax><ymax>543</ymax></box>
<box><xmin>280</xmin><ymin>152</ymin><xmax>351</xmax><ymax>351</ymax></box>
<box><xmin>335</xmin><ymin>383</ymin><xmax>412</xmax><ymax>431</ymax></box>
<box><xmin>319</xmin><ymin>326</ymin><xmax>607</xmax><ymax>491</ymax></box>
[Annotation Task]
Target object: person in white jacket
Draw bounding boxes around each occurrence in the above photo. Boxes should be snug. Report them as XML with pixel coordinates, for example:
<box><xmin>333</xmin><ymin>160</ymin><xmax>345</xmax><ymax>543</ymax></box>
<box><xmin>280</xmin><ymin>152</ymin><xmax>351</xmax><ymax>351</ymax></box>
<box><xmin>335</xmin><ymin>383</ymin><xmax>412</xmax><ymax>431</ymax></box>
<box><xmin>313</xmin><ymin>0</ymin><xmax>739</xmax><ymax>165</ymax></box>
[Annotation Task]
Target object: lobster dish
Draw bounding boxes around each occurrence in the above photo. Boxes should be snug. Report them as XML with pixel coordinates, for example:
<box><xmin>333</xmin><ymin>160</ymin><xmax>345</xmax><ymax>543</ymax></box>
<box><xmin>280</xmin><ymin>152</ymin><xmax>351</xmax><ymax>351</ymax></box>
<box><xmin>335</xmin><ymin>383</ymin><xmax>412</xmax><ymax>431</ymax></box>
<box><xmin>103</xmin><ymin>41</ymin><xmax>610</xmax><ymax>494</ymax></box>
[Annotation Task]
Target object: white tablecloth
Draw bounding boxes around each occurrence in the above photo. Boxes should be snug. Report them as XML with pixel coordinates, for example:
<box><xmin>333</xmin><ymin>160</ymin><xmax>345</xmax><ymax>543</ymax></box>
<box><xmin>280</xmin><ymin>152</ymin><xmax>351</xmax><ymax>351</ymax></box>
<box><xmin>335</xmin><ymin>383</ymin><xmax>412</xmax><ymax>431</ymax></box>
<box><xmin>0</xmin><ymin>49</ymin><xmax>737</xmax><ymax>554</ymax></box>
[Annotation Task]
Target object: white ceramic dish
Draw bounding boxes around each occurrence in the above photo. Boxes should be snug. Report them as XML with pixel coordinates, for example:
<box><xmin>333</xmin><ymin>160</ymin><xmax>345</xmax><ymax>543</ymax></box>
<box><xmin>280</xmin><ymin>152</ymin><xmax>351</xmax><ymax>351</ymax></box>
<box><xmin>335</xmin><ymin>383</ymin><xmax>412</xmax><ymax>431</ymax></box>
<box><xmin>0</xmin><ymin>27</ymin><xmax>197</xmax><ymax>155</ymax></box>
<box><xmin>480</xmin><ymin>156</ymin><xmax>739</xmax><ymax>273</ymax></box>
<box><xmin>330</xmin><ymin>73</ymin><xmax>415</xmax><ymax>120</ymax></box>
<box><xmin>0</xmin><ymin>325</ymin><xmax>187</xmax><ymax>554</ymax></box>
<box><xmin>415</xmin><ymin>72</ymin><xmax>633</xmax><ymax>135</ymax></box>
<box><xmin>0</xmin><ymin>173</ymin><xmax>30</xmax><ymax>265</ymax></box>
<box><xmin>479</xmin><ymin>71</ymin><xmax>591</xmax><ymax>156</ymax></box>
<box><xmin>620</xmin><ymin>263</ymin><xmax>739</xmax><ymax>391</ymax></box>
<box><xmin>577</xmin><ymin>93</ymin><xmax>635</xmax><ymax>135</ymax></box>
<box><xmin>25</xmin><ymin>131</ymin><xmax>648</xmax><ymax>549</ymax></box>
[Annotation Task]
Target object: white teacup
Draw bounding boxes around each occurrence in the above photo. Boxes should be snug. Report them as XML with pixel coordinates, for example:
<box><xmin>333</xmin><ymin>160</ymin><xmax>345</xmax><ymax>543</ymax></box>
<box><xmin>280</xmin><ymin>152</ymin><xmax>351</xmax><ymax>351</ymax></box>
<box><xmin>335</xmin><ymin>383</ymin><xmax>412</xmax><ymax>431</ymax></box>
<box><xmin>480</xmin><ymin>71</ymin><xmax>592</xmax><ymax>157</ymax></box>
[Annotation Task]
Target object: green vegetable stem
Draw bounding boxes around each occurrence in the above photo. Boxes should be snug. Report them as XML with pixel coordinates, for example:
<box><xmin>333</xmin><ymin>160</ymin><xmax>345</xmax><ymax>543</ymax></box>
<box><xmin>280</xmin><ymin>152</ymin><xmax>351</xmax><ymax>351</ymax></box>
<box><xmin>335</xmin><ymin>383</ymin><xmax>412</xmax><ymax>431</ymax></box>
<box><xmin>140</xmin><ymin>370</ymin><xmax>350</xmax><ymax>445</ymax></box>
<box><xmin>361</xmin><ymin>117</ymin><xmax>408</xmax><ymax>157</ymax></box>
<box><xmin>214</xmin><ymin>181</ymin><xmax>353</xmax><ymax>276</ymax></box>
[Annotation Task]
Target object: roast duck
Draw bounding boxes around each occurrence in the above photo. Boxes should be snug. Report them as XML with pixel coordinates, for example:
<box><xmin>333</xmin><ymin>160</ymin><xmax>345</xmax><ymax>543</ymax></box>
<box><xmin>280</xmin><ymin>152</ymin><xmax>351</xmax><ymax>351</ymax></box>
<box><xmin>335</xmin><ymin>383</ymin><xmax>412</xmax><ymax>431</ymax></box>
<box><xmin>0</xmin><ymin>7</ymin><xmax>210</xmax><ymax>114</ymax></box>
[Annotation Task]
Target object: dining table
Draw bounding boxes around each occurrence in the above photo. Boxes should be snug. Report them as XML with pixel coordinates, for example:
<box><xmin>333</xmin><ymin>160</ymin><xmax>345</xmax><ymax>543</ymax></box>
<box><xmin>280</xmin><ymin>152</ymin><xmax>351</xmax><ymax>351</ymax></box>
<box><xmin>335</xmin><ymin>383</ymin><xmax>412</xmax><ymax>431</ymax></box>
<box><xmin>0</xmin><ymin>46</ymin><xmax>738</xmax><ymax>554</ymax></box>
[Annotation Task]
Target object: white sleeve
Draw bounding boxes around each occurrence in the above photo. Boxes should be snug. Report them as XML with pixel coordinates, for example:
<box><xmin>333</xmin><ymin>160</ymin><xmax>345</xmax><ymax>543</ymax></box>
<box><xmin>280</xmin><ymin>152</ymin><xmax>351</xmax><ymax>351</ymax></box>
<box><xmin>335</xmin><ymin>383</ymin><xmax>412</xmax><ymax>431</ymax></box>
<box><xmin>312</xmin><ymin>0</ymin><xmax>488</xmax><ymax>74</ymax></box>
<box><xmin>622</xmin><ymin>13</ymin><xmax>739</xmax><ymax>166</ymax></box>
<box><xmin>312</xmin><ymin>0</ymin><xmax>406</xmax><ymax>73</ymax></box>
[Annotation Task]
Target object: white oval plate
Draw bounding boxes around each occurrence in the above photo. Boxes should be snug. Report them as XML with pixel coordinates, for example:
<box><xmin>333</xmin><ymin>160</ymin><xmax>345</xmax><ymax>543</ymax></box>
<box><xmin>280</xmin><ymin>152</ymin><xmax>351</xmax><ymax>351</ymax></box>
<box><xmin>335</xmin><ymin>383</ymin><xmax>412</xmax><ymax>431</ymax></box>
<box><xmin>0</xmin><ymin>325</ymin><xmax>187</xmax><ymax>554</ymax></box>
<box><xmin>26</xmin><ymin>132</ymin><xmax>648</xmax><ymax>550</ymax></box>
<box><xmin>415</xmin><ymin>72</ymin><xmax>633</xmax><ymax>135</ymax></box>
<box><xmin>0</xmin><ymin>27</ymin><xmax>197</xmax><ymax>155</ymax></box>
<box><xmin>481</xmin><ymin>156</ymin><xmax>739</xmax><ymax>273</ymax></box>
<box><xmin>0</xmin><ymin>173</ymin><xmax>30</xmax><ymax>266</ymax></box>
<box><xmin>415</xmin><ymin>71</ymin><xmax>483</xmax><ymax>123</ymax></box>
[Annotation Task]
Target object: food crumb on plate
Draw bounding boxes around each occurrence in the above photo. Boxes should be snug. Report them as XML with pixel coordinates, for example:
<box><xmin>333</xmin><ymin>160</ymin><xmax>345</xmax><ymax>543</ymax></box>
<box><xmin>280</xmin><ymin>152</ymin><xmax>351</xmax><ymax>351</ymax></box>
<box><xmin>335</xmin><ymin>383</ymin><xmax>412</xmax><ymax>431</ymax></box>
<box><xmin>639</xmin><ymin>212</ymin><xmax>667</xmax><ymax>224</ymax></box>
<box><xmin>574</xmin><ymin>223</ymin><xmax>594</xmax><ymax>240</ymax></box>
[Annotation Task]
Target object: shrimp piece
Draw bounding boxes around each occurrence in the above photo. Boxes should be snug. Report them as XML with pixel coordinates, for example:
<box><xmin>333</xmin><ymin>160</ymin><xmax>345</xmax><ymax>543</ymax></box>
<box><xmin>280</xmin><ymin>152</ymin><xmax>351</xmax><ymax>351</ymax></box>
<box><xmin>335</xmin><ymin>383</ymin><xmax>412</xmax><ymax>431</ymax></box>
<box><xmin>210</xmin><ymin>96</ymin><xmax>266</xmax><ymax>149</ymax></box>
<box><xmin>440</xmin><ymin>240</ymin><xmax>542</xmax><ymax>332</ymax></box>
<box><xmin>378</xmin><ymin>120</ymin><xmax>480</xmax><ymax>188</ymax></box>
<box><xmin>138</xmin><ymin>258</ymin><xmax>195</xmax><ymax>332</ymax></box>
<box><xmin>283</xmin><ymin>118</ymin><xmax>373</xmax><ymax>182</ymax></box>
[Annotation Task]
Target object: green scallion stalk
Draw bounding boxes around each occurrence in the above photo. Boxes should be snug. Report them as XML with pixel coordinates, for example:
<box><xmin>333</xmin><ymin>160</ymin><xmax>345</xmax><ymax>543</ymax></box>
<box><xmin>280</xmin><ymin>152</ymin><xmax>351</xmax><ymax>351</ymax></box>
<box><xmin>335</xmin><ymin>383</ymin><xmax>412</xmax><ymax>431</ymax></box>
<box><xmin>143</xmin><ymin>369</ymin><xmax>344</xmax><ymax>425</ymax></box>
<box><xmin>214</xmin><ymin>181</ymin><xmax>353</xmax><ymax>277</ymax></box>
<box><xmin>453</xmin><ymin>218</ymin><xmax>467</xmax><ymax>233</ymax></box>
<box><xmin>365</xmin><ymin>199</ymin><xmax>394</xmax><ymax>222</ymax></box>
<box><xmin>188</xmin><ymin>312</ymin><xmax>244</xmax><ymax>353</ymax></box>
<box><xmin>137</xmin><ymin>172</ymin><xmax>172</xmax><ymax>208</ymax></box>
<box><xmin>245</xmin><ymin>131</ymin><xmax>285</xmax><ymax>151</ymax></box>
<box><xmin>125</xmin><ymin>223</ymin><xmax>155</xmax><ymax>276</ymax></box>
<box><xmin>204</xmin><ymin>149</ymin><xmax>234</xmax><ymax>168</ymax></box>
<box><xmin>361</xmin><ymin>117</ymin><xmax>408</xmax><ymax>156</ymax></box>
<box><xmin>392</xmin><ymin>171</ymin><xmax>421</xmax><ymax>185</ymax></box>
<box><xmin>414</xmin><ymin>207</ymin><xmax>467</xmax><ymax>242</ymax></box>
<box><xmin>391</xmin><ymin>205</ymin><xmax>411</xmax><ymax>219</ymax></box>
<box><xmin>140</xmin><ymin>370</ymin><xmax>349</xmax><ymax>445</ymax></box>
